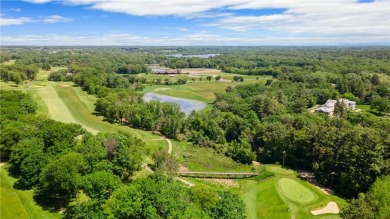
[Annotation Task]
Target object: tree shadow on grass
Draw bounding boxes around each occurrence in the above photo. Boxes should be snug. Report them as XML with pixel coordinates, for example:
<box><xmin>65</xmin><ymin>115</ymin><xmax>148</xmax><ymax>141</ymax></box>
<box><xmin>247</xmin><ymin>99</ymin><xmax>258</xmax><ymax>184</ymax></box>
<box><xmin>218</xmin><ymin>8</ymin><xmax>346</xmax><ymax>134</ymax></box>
<box><xmin>34</xmin><ymin>192</ymin><xmax>71</xmax><ymax>212</ymax></box>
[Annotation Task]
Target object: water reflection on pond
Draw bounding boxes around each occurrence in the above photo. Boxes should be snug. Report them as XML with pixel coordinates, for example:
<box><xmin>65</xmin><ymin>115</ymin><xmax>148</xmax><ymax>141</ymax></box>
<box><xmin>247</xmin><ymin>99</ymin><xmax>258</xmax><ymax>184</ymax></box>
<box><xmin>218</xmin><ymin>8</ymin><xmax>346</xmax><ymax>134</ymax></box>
<box><xmin>143</xmin><ymin>93</ymin><xmax>206</xmax><ymax>116</ymax></box>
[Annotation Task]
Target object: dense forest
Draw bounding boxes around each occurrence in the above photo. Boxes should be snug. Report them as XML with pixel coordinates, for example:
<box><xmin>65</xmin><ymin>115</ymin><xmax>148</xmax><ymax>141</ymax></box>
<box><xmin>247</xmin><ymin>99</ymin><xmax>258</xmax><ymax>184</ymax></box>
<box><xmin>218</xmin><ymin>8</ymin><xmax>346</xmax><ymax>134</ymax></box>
<box><xmin>1</xmin><ymin>47</ymin><xmax>389</xmax><ymax>218</ymax></box>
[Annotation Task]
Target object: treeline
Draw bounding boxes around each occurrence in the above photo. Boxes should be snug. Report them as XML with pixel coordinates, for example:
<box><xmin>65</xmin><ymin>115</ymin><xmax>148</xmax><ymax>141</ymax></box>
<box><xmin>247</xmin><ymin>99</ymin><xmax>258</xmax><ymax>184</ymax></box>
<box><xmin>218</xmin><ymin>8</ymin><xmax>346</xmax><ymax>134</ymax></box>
<box><xmin>161</xmin><ymin>48</ymin><xmax>390</xmax><ymax>77</ymax></box>
<box><xmin>0</xmin><ymin>62</ymin><xmax>40</xmax><ymax>86</ymax></box>
<box><xmin>0</xmin><ymin>90</ymin><xmax>245</xmax><ymax>218</ymax></box>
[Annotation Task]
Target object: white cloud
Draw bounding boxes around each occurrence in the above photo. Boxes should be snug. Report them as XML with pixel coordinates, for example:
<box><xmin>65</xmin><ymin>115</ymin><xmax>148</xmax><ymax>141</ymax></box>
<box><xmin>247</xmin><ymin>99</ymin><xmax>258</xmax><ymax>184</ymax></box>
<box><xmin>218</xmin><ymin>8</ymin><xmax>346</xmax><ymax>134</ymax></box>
<box><xmin>11</xmin><ymin>8</ymin><xmax>22</xmax><ymax>12</ymax></box>
<box><xmin>24</xmin><ymin>0</ymin><xmax>53</xmax><ymax>3</ymax></box>
<box><xmin>0</xmin><ymin>17</ymin><xmax>33</xmax><ymax>26</ymax></box>
<box><xmin>208</xmin><ymin>0</ymin><xmax>390</xmax><ymax>41</ymax></box>
<box><xmin>41</xmin><ymin>15</ymin><xmax>73</xmax><ymax>23</ymax></box>
<box><xmin>23</xmin><ymin>0</ymin><xmax>249</xmax><ymax>16</ymax></box>
<box><xmin>1</xmin><ymin>32</ymin><xmax>388</xmax><ymax>46</ymax></box>
<box><xmin>14</xmin><ymin>0</ymin><xmax>390</xmax><ymax>44</ymax></box>
<box><xmin>0</xmin><ymin>15</ymin><xmax>73</xmax><ymax>26</ymax></box>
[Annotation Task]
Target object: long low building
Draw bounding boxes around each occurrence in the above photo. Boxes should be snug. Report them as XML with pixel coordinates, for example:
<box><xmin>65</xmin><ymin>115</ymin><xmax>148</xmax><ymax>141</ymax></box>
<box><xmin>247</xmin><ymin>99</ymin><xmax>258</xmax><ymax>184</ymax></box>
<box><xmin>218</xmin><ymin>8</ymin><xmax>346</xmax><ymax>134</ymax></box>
<box><xmin>151</xmin><ymin>68</ymin><xmax>181</xmax><ymax>74</ymax></box>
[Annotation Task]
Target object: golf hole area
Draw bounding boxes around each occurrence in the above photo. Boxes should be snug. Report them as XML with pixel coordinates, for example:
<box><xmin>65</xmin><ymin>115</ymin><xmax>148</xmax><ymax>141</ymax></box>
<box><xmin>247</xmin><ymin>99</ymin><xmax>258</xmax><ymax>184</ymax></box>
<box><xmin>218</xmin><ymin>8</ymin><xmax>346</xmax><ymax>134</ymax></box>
<box><xmin>278</xmin><ymin>178</ymin><xmax>318</xmax><ymax>204</ymax></box>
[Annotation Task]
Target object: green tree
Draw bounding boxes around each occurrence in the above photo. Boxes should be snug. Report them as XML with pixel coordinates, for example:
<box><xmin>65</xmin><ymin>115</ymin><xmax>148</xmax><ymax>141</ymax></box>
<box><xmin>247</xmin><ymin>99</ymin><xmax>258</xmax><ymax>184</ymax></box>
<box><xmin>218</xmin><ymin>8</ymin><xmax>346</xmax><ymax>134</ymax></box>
<box><xmin>371</xmin><ymin>97</ymin><xmax>390</xmax><ymax>115</ymax></box>
<box><xmin>341</xmin><ymin>175</ymin><xmax>390</xmax><ymax>219</ymax></box>
<box><xmin>207</xmin><ymin>76</ymin><xmax>212</xmax><ymax>81</ymax></box>
<box><xmin>210</xmin><ymin>191</ymin><xmax>246</xmax><ymax>219</ymax></box>
<box><xmin>78</xmin><ymin>171</ymin><xmax>121</xmax><ymax>200</ymax></box>
<box><xmin>152</xmin><ymin>148</ymin><xmax>178</xmax><ymax>174</ymax></box>
<box><xmin>370</xmin><ymin>74</ymin><xmax>380</xmax><ymax>86</ymax></box>
<box><xmin>105</xmin><ymin>184</ymin><xmax>143</xmax><ymax>219</ymax></box>
<box><xmin>11</xmin><ymin>72</ymin><xmax>22</xmax><ymax>86</ymax></box>
<box><xmin>38</xmin><ymin>153</ymin><xmax>85</xmax><ymax>198</ymax></box>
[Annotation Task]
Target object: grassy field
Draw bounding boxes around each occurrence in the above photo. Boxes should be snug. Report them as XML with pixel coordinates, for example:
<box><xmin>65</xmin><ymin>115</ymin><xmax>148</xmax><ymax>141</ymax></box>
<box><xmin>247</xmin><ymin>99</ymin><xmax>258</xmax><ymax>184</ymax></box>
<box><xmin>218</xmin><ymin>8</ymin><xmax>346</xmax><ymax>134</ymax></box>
<box><xmin>181</xmin><ymin>146</ymin><xmax>253</xmax><ymax>172</ymax></box>
<box><xmin>0</xmin><ymin>165</ymin><xmax>61</xmax><ymax>219</ymax></box>
<box><xmin>141</xmin><ymin>72</ymin><xmax>271</xmax><ymax>103</ymax></box>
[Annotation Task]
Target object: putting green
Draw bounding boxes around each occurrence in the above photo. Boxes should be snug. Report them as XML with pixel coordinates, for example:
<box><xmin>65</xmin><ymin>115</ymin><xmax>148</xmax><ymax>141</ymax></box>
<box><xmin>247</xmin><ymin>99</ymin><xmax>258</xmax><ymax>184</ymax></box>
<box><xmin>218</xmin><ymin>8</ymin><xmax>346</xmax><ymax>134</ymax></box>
<box><xmin>277</xmin><ymin>178</ymin><xmax>317</xmax><ymax>204</ymax></box>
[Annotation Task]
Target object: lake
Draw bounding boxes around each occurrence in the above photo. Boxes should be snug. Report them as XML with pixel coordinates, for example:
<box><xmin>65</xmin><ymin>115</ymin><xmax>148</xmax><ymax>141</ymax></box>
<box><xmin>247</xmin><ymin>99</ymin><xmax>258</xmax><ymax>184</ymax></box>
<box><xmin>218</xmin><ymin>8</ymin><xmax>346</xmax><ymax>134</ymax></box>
<box><xmin>167</xmin><ymin>54</ymin><xmax>221</xmax><ymax>58</ymax></box>
<box><xmin>143</xmin><ymin>93</ymin><xmax>206</xmax><ymax>115</ymax></box>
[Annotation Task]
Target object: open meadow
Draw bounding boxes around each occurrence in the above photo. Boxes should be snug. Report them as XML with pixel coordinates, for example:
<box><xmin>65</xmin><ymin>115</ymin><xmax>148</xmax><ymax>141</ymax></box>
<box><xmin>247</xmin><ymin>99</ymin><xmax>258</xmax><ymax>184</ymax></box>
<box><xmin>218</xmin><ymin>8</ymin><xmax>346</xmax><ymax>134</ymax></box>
<box><xmin>140</xmin><ymin>69</ymin><xmax>271</xmax><ymax>103</ymax></box>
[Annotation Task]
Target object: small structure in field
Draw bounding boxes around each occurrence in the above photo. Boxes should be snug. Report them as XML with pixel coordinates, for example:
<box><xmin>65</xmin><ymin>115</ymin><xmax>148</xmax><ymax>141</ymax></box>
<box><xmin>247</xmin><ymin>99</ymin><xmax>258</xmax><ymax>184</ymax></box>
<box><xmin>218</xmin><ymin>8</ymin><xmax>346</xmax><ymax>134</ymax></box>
<box><xmin>151</xmin><ymin>68</ymin><xmax>181</xmax><ymax>75</ymax></box>
<box><xmin>316</xmin><ymin>98</ymin><xmax>356</xmax><ymax>116</ymax></box>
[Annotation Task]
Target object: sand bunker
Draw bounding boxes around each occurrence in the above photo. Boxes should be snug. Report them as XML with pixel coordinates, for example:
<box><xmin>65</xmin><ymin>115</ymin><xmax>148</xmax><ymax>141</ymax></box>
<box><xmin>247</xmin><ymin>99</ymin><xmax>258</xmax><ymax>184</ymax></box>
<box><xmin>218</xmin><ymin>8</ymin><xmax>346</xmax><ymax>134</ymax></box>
<box><xmin>33</xmin><ymin>85</ymin><xmax>44</xmax><ymax>88</ymax></box>
<box><xmin>311</xmin><ymin>202</ymin><xmax>339</xmax><ymax>215</ymax></box>
<box><xmin>61</xmin><ymin>84</ymin><xmax>70</xmax><ymax>87</ymax></box>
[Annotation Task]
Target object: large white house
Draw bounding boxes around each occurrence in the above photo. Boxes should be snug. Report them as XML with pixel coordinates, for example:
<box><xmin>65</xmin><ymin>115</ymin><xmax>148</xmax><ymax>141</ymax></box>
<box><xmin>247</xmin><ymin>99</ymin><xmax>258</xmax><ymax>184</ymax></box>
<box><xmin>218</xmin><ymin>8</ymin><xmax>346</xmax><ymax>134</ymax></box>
<box><xmin>316</xmin><ymin>98</ymin><xmax>356</xmax><ymax>116</ymax></box>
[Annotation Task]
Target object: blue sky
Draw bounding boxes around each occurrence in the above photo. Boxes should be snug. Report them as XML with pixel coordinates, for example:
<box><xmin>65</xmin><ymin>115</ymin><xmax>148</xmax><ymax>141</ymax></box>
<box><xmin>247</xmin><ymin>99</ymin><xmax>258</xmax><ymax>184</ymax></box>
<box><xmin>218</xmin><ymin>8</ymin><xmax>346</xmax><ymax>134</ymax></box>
<box><xmin>1</xmin><ymin>0</ymin><xmax>389</xmax><ymax>46</ymax></box>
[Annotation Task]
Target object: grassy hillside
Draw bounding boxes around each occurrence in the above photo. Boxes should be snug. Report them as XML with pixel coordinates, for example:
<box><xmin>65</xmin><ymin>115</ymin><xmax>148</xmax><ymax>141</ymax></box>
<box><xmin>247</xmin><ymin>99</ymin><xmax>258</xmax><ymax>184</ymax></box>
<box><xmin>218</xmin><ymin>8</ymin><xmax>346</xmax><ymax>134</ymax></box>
<box><xmin>0</xmin><ymin>165</ymin><xmax>61</xmax><ymax>219</ymax></box>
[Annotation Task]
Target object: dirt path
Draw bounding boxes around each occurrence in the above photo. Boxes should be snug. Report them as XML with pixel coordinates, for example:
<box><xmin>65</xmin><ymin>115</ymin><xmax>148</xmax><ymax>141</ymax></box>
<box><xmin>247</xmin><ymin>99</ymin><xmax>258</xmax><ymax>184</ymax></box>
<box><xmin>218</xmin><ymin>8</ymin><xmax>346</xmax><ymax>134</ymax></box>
<box><xmin>298</xmin><ymin>170</ymin><xmax>333</xmax><ymax>195</ymax></box>
<box><xmin>311</xmin><ymin>202</ymin><xmax>339</xmax><ymax>215</ymax></box>
<box><xmin>164</xmin><ymin>137</ymin><xmax>173</xmax><ymax>154</ymax></box>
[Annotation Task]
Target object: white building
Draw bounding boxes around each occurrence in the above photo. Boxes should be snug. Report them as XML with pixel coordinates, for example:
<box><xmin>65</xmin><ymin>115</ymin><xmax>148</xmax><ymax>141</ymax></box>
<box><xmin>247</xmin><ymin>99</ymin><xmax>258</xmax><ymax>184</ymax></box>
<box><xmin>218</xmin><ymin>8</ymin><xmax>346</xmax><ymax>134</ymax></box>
<box><xmin>316</xmin><ymin>98</ymin><xmax>356</xmax><ymax>116</ymax></box>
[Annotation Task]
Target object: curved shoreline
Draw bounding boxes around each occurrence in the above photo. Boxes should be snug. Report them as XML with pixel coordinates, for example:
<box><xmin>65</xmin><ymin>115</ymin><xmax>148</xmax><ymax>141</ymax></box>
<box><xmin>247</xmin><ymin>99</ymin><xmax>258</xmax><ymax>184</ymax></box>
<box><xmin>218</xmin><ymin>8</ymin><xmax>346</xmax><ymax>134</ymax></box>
<box><xmin>143</xmin><ymin>92</ymin><xmax>206</xmax><ymax>115</ymax></box>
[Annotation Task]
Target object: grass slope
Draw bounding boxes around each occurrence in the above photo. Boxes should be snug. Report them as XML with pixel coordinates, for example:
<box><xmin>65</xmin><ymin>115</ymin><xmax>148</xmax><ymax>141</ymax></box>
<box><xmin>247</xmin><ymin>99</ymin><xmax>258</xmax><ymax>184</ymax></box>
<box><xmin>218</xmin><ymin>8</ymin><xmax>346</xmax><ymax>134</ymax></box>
<box><xmin>54</xmin><ymin>85</ymin><xmax>159</xmax><ymax>139</ymax></box>
<box><xmin>0</xmin><ymin>165</ymin><xmax>61</xmax><ymax>219</ymax></box>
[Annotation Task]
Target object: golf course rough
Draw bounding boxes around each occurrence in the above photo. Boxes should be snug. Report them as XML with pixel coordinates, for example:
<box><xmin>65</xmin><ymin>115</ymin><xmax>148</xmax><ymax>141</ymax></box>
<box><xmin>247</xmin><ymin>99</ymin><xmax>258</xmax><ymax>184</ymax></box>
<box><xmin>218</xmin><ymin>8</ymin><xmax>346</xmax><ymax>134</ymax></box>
<box><xmin>277</xmin><ymin>178</ymin><xmax>318</xmax><ymax>205</ymax></box>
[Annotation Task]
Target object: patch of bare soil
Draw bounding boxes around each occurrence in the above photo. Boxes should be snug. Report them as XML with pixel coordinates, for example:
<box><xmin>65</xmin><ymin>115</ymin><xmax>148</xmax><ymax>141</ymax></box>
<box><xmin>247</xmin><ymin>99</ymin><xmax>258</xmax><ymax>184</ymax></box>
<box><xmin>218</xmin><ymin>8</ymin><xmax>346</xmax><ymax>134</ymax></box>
<box><xmin>311</xmin><ymin>202</ymin><xmax>340</xmax><ymax>215</ymax></box>
<box><xmin>178</xmin><ymin>166</ymin><xmax>190</xmax><ymax>172</ymax></box>
<box><xmin>252</xmin><ymin>161</ymin><xmax>260</xmax><ymax>166</ymax></box>
<box><xmin>201</xmin><ymin>178</ymin><xmax>240</xmax><ymax>188</ymax></box>
<box><xmin>174</xmin><ymin>177</ymin><xmax>195</xmax><ymax>187</ymax></box>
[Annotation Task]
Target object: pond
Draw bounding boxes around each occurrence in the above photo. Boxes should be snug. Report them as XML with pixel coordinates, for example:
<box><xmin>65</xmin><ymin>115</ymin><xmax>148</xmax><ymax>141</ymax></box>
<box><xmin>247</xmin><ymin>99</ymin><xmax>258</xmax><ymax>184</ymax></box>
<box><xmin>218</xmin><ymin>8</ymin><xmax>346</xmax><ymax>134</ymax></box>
<box><xmin>143</xmin><ymin>93</ymin><xmax>206</xmax><ymax>116</ymax></box>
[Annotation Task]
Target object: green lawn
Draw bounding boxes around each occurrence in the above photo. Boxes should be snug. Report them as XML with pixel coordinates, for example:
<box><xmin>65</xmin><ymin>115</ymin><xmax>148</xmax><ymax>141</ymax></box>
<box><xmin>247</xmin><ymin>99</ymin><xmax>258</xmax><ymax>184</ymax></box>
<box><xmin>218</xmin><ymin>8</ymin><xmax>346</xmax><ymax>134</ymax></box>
<box><xmin>238</xmin><ymin>178</ymin><xmax>290</xmax><ymax>219</ymax></box>
<box><xmin>278</xmin><ymin>178</ymin><xmax>318</xmax><ymax>205</ymax></box>
<box><xmin>181</xmin><ymin>146</ymin><xmax>253</xmax><ymax>172</ymax></box>
<box><xmin>0</xmin><ymin>165</ymin><xmax>61</xmax><ymax>219</ymax></box>
<box><xmin>141</xmin><ymin>74</ymin><xmax>271</xmax><ymax>103</ymax></box>
<box><xmin>356</xmin><ymin>104</ymin><xmax>381</xmax><ymax>117</ymax></box>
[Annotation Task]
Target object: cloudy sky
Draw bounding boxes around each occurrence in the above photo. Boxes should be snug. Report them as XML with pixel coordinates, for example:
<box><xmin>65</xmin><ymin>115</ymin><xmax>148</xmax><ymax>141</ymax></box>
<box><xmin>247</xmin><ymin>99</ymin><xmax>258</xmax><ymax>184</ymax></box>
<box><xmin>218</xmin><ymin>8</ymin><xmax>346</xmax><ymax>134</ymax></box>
<box><xmin>1</xmin><ymin>0</ymin><xmax>389</xmax><ymax>46</ymax></box>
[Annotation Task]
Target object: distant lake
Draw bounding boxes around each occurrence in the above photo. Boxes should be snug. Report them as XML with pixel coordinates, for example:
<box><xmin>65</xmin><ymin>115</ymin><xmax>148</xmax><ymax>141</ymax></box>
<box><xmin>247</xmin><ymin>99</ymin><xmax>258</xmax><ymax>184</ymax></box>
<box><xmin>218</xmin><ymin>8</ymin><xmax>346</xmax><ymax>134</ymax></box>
<box><xmin>167</xmin><ymin>54</ymin><xmax>221</xmax><ymax>58</ymax></box>
<box><xmin>143</xmin><ymin>93</ymin><xmax>206</xmax><ymax>115</ymax></box>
